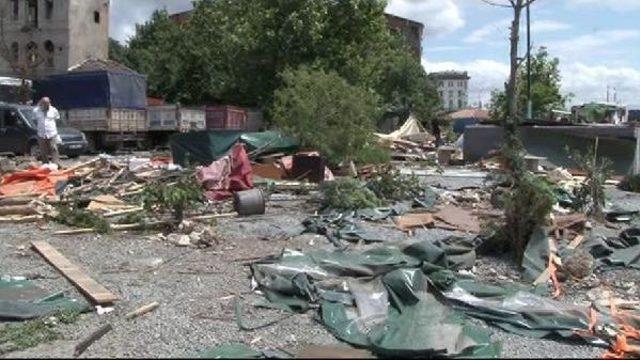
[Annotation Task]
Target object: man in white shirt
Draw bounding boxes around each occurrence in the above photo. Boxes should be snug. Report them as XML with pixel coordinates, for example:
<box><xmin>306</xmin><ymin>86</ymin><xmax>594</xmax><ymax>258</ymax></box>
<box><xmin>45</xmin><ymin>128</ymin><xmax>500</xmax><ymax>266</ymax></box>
<box><xmin>33</xmin><ymin>97</ymin><xmax>61</xmax><ymax>165</ymax></box>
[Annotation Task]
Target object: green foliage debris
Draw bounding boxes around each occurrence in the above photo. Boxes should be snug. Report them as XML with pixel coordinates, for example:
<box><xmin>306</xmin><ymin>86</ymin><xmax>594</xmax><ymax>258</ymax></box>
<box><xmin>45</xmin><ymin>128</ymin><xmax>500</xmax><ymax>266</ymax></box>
<box><xmin>367</xmin><ymin>171</ymin><xmax>423</xmax><ymax>202</ymax></box>
<box><xmin>54</xmin><ymin>205</ymin><xmax>111</xmax><ymax>234</ymax></box>
<box><xmin>0</xmin><ymin>310</ymin><xmax>80</xmax><ymax>355</ymax></box>
<box><xmin>321</xmin><ymin>179</ymin><xmax>384</xmax><ymax>211</ymax></box>
<box><xmin>143</xmin><ymin>174</ymin><xmax>203</xmax><ymax>223</ymax></box>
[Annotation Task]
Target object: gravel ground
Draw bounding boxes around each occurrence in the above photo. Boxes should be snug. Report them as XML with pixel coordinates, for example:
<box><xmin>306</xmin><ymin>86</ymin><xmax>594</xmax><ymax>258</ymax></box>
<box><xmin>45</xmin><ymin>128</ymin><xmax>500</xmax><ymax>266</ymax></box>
<box><xmin>1</xmin><ymin>176</ymin><xmax>639</xmax><ymax>358</ymax></box>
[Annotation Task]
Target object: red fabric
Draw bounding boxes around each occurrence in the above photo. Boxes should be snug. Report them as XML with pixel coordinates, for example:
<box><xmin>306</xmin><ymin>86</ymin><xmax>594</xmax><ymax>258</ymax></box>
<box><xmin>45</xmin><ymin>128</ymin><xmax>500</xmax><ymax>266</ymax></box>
<box><xmin>197</xmin><ymin>143</ymin><xmax>253</xmax><ymax>201</ymax></box>
<box><xmin>0</xmin><ymin>167</ymin><xmax>72</xmax><ymax>197</ymax></box>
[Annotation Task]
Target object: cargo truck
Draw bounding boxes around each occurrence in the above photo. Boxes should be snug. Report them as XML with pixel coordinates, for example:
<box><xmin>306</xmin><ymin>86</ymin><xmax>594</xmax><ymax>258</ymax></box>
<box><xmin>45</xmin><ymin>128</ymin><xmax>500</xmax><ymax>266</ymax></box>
<box><xmin>34</xmin><ymin>60</ymin><xmax>148</xmax><ymax>150</ymax></box>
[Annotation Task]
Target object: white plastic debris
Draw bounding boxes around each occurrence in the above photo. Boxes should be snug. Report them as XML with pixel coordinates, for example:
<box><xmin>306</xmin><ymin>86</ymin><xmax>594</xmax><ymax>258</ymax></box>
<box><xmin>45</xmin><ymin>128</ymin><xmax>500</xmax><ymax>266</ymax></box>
<box><xmin>96</xmin><ymin>305</ymin><xmax>114</xmax><ymax>315</ymax></box>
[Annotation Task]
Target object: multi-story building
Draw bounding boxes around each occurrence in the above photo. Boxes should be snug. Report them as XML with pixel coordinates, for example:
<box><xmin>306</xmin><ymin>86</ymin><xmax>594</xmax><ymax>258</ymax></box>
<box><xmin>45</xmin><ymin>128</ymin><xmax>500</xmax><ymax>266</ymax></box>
<box><xmin>169</xmin><ymin>10</ymin><xmax>425</xmax><ymax>59</ymax></box>
<box><xmin>430</xmin><ymin>71</ymin><xmax>470</xmax><ymax>112</ymax></box>
<box><xmin>0</xmin><ymin>0</ymin><xmax>109</xmax><ymax>79</ymax></box>
<box><xmin>384</xmin><ymin>13</ymin><xmax>424</xmax><ymax>59</ymax></box>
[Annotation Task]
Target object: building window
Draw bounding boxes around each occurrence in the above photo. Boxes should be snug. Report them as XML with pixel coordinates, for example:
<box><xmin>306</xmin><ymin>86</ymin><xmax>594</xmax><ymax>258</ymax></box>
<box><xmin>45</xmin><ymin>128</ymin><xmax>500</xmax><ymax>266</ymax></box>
<box><xmin>458</xmin><ymin>90</ymin><xmax>464</xmax><ymax>98</ymax></box>
<box><xmin>439</xmin><ymin>91</ymin><xmax>443</xmax><ymax>99</ymax></box>
<box><xmin>449</xmin><ymin>100</ymin><xmax>454</xmax><ymax>110</ymax></box>
<box><xmin>44</xmin><ymin>40</ymin><xmax>55</xmax><ymax>67</ymax></box>
<box><xmin>11</xmin><ymin>42</ymin><xmax>19</xmax><ymax>62</ymax></box>
<box><xmin>94</xmin><ymin>11</ymin><xmax>100</xmax><ymax>23</ymax></box>
<box><xmin>448</xmin><ymin>81</ymin><xmax>453</xmax><ymax>87</ymax></box>
<box><xmin>458</xmin><ymin>99</ymin><xmax>464</xmax><ymax>109</ymax></box>
<box><xmin>449</xmin><ymin>90</ymin><xmax>454</xmax><ymax>98</ymax></box>
<box><xmin>45</xmin><ymin>0</ymin><xmax>54</xmax><ymax>20</ymax></box>
<box><xmin>26</xmin><ymin>42</ymin><xmax>38</xmax><ymax>65</ymax></box>
<box><xmin>28</xmin><ymin>0</ymin><xmax>38</xmax><ymax>28</ymax></box>
<box><xmin>11</xmin><ymin>0</ymin><xmax>19</xmax><ymax>20</ymax></box>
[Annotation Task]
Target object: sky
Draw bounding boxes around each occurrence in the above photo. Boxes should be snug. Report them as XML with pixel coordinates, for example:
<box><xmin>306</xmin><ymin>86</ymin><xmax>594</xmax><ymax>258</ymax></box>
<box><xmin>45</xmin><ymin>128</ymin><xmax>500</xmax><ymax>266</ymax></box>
<box><xmin>110</xmin><ymin>0</ymin><xmax>640</xmax><ymax>107</ymax></box>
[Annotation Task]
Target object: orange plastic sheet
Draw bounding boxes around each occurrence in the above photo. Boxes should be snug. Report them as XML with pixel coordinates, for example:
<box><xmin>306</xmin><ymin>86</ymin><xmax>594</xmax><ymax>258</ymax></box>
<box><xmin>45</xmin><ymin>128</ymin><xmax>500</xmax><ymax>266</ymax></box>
<box><xmin>0</xmin><ymin>168</ymin><xmax>72</xmax><ymax>197</ymax></box>
<box><xmin>603</xmin><ymin>301</ymin><xmax>640</xmax><ymax>358</ymax></box>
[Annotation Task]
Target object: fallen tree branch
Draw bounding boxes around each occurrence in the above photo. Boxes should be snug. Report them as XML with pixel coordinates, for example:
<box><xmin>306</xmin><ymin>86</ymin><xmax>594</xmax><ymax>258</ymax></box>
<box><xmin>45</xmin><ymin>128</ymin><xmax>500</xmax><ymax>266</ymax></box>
<box><xmin>74</xmin><ymin>324</ymin><xmax>113</xmax><ymax>357</ymax></box>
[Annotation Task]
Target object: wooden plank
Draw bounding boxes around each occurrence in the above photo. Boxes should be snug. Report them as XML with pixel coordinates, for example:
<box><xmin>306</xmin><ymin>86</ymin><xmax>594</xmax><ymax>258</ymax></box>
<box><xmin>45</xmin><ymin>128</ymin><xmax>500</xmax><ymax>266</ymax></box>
<box><xmin>567</xmin><ymin>235</ymin><xmax>585</xmax><ymax>250</ymax></box>
<box><xmin>31</xmin><ymin>241</ymin><xmax>118</xmax><ymax>305</ymax></box>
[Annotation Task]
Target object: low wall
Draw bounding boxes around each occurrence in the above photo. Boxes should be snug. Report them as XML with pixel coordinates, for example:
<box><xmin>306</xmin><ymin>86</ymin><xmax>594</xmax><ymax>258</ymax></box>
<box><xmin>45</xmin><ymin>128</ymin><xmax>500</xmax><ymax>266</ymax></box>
<box><xmin>464</xmin><ymin>125</ymin><xmax>640</xmax><ymax>175</ymax></box>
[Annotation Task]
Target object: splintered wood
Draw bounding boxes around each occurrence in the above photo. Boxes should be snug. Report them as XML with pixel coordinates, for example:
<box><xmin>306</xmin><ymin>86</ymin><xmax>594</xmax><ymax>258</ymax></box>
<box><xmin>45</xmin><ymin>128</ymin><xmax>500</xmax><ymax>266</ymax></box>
<box><xmin>31</xmin><ymin>241</ymin><xmax>118</xmax><ymax>305</ymax></box>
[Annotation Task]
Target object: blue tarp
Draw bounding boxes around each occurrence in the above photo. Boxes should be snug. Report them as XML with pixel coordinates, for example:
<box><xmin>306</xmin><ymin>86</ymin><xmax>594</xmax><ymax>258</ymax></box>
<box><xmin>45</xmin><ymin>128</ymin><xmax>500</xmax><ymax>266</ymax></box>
<box><xmin>33</xmin><ymin>71</ymin><xmax>147</xmax><ymax>110</ymax></box>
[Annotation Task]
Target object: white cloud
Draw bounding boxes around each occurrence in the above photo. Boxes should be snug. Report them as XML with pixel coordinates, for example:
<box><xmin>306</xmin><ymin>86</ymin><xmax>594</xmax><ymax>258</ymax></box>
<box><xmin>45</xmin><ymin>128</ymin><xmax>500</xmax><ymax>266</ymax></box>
<box><xmin>532</xmin><ymin>20</ymin><xmax>571</xmax><ymax>33</ymax></box>
<box><xmin>422</xmin><ymin>58</ymin><xmax>640</xmax><ymax>107</ymax></box>
<box><xmin>109</xmin><ymin>0</ymin><xmax>193</xmax><ymax>42</ymax></box>
<box><xmin>464</xmin><ymin>18</ymin><xmax>570</xmax><ymax>44</ymax></box>
<box><xmin>464</xmin><ymin>19</ymin><xmax>510</xmax><ymax>44</ymax></box>
<box><xmin>386</xmin><ymin>0</ymin><xmax>465</xmax><ymax>37</ymax></box>
<box><xmin>566</xmin><ymin>0</ymin><xmax>640</xmax><ymax>11</ymax></box>
<box><xmin>561</xmin><ymin>63</ymin><xmax>640</xmax><ymax>105</ymax></box>
<box><xmin>547</xmin><ymin>29</ymin><xmax>640</xmax><ymax>63</ymax></box>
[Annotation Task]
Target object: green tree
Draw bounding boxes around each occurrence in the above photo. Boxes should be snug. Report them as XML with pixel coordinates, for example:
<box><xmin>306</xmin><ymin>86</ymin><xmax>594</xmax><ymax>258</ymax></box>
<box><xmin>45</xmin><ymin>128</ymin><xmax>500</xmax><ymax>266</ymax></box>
<box><xmin>108</xmin><ymin>38</ymin><xmax>131</xmax><ymax>67</ymax></box>
<box><xmin>490</xmin><ymin>47</ymin><xmax>571</xmax><ymax>122</ymax></box>
<box><xmin>122</xmin><ymin>0</ymin><xmax>440</xmax><ymax>124</ymax></box>
<box><xmin>272</xmin><ymin>66</ymin><xmax>381</xmax><ymax>166</ymax></box>
<box><xmin>125</xmin><ymin>10</ymin><xmax>184</xmax><ymax>100</ymax></box>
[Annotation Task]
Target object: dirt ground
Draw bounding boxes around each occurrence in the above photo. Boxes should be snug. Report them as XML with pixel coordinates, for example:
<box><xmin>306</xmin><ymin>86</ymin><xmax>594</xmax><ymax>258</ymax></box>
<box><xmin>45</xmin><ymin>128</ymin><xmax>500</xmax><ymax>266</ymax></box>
<box><xmin>1</xmin><ymin>176</ymin><xmax>639</xmax><ymax>358</ymax></box>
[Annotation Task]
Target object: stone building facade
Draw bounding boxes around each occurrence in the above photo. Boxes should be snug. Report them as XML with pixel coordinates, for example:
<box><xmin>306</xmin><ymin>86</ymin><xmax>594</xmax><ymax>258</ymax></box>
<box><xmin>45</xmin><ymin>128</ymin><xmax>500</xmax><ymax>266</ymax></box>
<box><xmin>0</xmin><ymin>0</ymin><xmax>109</xmax><ymax>78</ymax></box>
<box><xmin>430</xmin><ymin>71</ymin><xmax>470</xmax><ymax>112</ymax></box>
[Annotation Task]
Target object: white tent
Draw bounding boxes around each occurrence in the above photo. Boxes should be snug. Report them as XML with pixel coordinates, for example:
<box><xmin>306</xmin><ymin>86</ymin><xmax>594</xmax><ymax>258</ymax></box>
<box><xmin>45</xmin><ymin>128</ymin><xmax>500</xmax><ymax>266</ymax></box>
<box><xmin>375</xmin><ymin>114</ymin><xmax>433</xmax><ymax>144</ymax></box>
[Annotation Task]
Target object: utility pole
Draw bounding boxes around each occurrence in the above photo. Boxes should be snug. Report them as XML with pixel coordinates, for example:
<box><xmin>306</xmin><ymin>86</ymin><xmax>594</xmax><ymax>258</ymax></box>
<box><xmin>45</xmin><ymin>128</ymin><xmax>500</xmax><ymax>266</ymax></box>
<box><xmin>526</xmin><ymin>1</ymin><xmax>532</xmax><ymax>121</ymax></box>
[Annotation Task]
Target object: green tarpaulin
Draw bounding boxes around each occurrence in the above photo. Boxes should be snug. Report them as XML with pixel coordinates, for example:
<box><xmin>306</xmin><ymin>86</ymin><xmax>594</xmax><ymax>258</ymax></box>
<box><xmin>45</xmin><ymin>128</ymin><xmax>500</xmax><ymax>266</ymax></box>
<box><xmin>249</xmin><ymin>234</ymin><xmax>640</xmax><ymax>358</ymax></box>
<box><xmin>250</xmin><ymin>239</ymin><xmax>498</xmax><ymax>358</ymax></box>
<box><xmin>0</xmin><ymin>279</ymin><xmax>89</xmax><ymax>321</ymax></box>
<box><xmin>170</xmin><ymin>131</ymin><xmax>299</xmax><ymax>167</ymax></box>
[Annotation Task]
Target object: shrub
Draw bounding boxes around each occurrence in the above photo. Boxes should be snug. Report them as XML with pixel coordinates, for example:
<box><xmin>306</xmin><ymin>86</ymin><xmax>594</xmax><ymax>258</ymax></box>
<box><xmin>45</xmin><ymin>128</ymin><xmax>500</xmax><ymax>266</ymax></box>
<box><xmin>272</xmin><ymin>66</ymin><xmax>381</xmax><ymax>167</ymax></box>
<box><xmin>484</xmin><ymin>143</ymin><xmax>554</xmax><ymax>264</ymax></box>
<box><xmin>567</xmin><ymin>142</ymin><xmax>612</xmax><ymax>221</ymax></box>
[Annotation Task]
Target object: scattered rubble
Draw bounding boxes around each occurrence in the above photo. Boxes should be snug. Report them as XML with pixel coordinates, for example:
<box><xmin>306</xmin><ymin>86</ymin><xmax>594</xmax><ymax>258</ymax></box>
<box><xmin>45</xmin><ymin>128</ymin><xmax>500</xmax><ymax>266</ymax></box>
<box><xmin>1</xmin><ymin>133</ymin><xmax>639</xmax><ymax>358</ymax></box>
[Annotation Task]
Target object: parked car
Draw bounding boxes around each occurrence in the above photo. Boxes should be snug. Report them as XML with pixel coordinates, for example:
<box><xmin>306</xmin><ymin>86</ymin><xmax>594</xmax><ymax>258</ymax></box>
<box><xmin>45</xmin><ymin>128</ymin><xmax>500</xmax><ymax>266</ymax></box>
<box><xmin>0</xmin><ymin>103</ymin><xmax>89</xmax><ymax>158</ymax></box>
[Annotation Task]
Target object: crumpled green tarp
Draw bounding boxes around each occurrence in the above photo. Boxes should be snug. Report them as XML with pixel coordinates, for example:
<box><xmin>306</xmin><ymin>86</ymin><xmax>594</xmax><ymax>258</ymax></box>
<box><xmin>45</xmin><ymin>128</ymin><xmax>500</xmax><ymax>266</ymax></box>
<box><xmin>250</xmin><ymin>238</ymin><xmax>498</xmax><ymax>358</ymax></box>
<box><xmin>198</xmin><ymin>343</ymin><xmax>262</xmax><ymax>359</ymax></box>
<box><xmin>303</xmin><ymin>190</ymin><xmax>439</xmax><ymax>247</ymax></box>
<box><xmin>521</xmin><ymin>227</ymin><xmax>550</xmax><ymax>282</ymax></box>
<box><xmin>197</xmin><ymin>343</ymin><xmax>292</xmax><ymax>359</ymax></box>
<box><xmin>249</xmin><ymin>235</ymin><xmax>640</xmax><ymax>357</ymax></box>
<box><xmin>0</xmin><ymin>279</ymin><xmax>89</xmax><ymax>321</ymax></box>
<box><xmin>170</xmin><ymin>130</ymin><xmax>299</xmax><ymax>167</ymax></box>
<box><xmin>522</xmin><ymin>226</ymin><xmax>640</xmax><ymax>283</ymax></box>
<box><xmin>584</xmin><ymin>227</ymin><xmax>640</xmax><ymax>269</ymax></box>
<box><xmin>438</xmin><ymin>276</ymin><xmax>607</xmax><ymax>345</ymax></box>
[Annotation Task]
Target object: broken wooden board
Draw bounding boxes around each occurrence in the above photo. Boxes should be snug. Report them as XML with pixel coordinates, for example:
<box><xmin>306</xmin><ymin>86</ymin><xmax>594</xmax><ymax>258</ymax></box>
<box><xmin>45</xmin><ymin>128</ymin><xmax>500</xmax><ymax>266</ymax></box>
<box><xmin>394</xmin><ymin>213</ymin><xmax>434</xmax><ymax>232</ymax></box>
<box><xmin>31</xmin><ymin>241</ymin><xmax>118</xmax><ymax>305</ymax></box>
<box><xmin>433</xmin><ymin>205</ymin><xmax>481</xmax><ymax>233</ymax></box>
